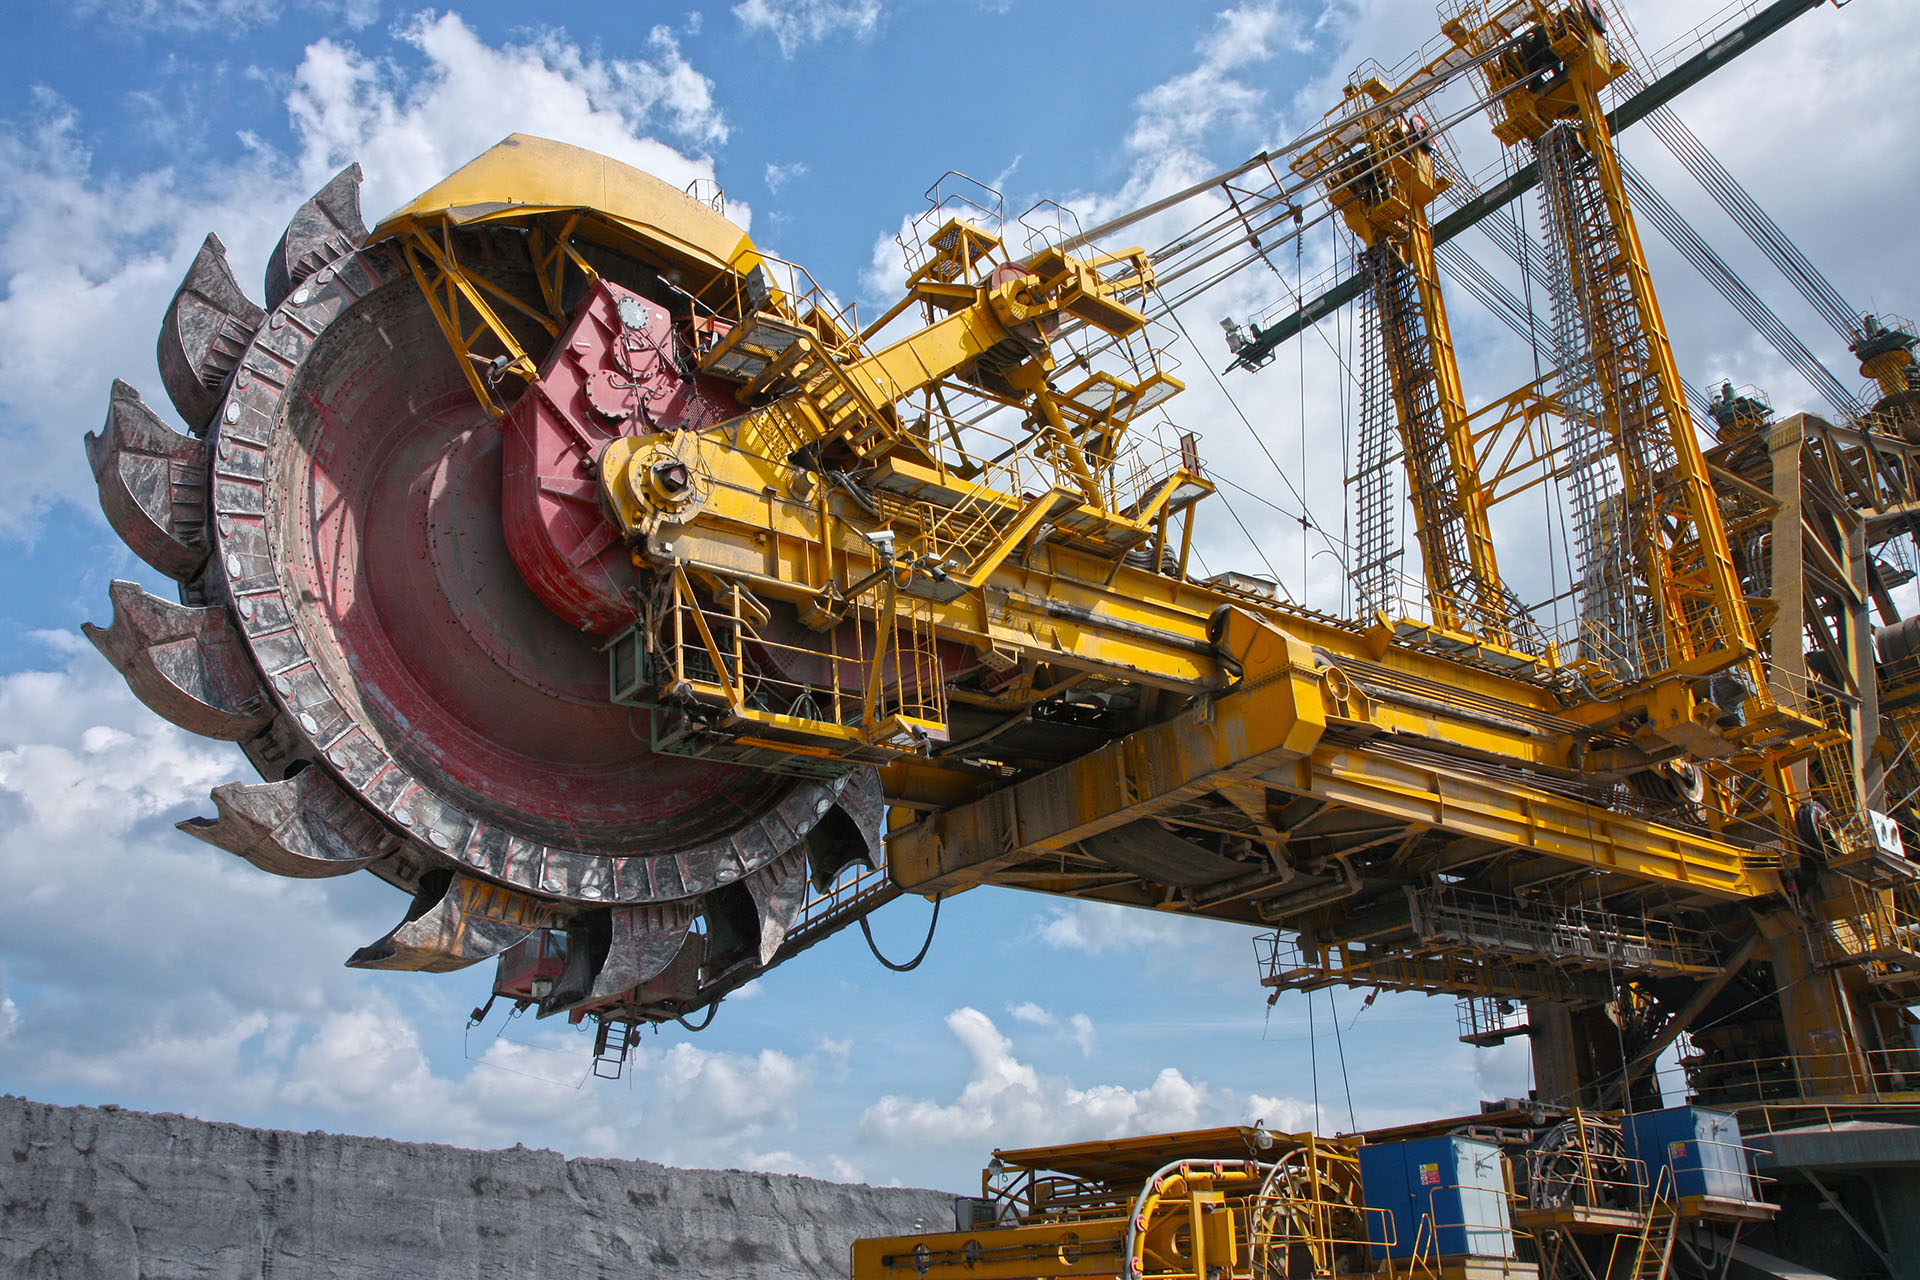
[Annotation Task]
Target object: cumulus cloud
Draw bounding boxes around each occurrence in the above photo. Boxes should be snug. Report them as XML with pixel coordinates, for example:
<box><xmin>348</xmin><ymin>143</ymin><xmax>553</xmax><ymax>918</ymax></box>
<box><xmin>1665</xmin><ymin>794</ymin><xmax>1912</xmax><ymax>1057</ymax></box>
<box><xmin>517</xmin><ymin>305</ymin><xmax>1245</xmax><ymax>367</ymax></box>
<box><xmin>1127</xmin><ymin>4</ymin><xmax>1297</xmax><ymax>159</ymax></box>
<box><xmin>288</xmin><ymin>14</ymin><xmax>730</xmax><ymax>214</ymax></box>
<box><xmin>275</xmin><ymin>997</ymin><xmax>846</xmax><ymax>1164</ymax></box>
<box><xmin>1007</xmin><ymin>1001</ymin><xmax>1050</xmax><ymax>1026</ymax></box>
<box><xmin>0</xmin><ymin>495</ymin><xmax>855</xmax><ymax>1179</ymax></box>
<box><xmin>734</xmin><ymin>0</ymin><xmax>883</xmax><ymax>58</ymax></box>
<box><xmin>860</xmin><ymin>1008</ymin><xmax>1307</xmax><ymax>1150</ymax></box>
<box><xmin>0</xmin><ymin>635</ymin><xmax>851</xmax><ymax>1171</ymax></box>
<box><xmin>0</xmin><ymin>639</ymin><xmax>389</xmax><ymax>1105</ymax></box>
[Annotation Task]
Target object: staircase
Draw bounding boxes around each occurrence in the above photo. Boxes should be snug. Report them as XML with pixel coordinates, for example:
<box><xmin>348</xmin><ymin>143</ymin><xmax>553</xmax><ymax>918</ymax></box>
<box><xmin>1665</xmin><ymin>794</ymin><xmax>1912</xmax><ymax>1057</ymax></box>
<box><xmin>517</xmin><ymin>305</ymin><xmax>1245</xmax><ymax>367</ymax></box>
<box><xmin>1616</xmin><ymin>1170</ymin><xmax>1678</xmax><ymax>1280</ymax></box>
<box><xmin>700</xmin><ymin>313</ymin><xmax>893</xmax><ymax>458</ymax></box>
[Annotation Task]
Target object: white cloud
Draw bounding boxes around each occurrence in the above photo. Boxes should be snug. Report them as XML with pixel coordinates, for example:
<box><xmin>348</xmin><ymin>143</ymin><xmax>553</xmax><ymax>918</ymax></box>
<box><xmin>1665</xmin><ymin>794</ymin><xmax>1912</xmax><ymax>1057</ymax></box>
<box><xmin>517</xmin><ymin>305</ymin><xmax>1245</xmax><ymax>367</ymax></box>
<box><xmin>734</xmin><ymin>0</ymin><xmax>883</xmax><ymax>58</ymax></box>
<box><xmin>0</xmin><ymin>635</ymin><xmax>850</xmax><ymax>1164</ymax></box>
<box><xmin>290</xmin><ymin>15</ymin><xmax>730</xmax><ymax>212</ymax></box>
<box><xmin>1065</xmin><ymin>1013</ymin><xmax>1097</xmax><ymax>1057</ymax></box>
<box><xmin>1005</xmin><ymin>1001</ymin><xmax>1097</xmax><ymax>1056</ymax></box>
<box><xmin>1127</xmin><ymin>4</ymin><xmax>1294</xmax><ymax>159</ymax></box>
<box><xmin>765</xmin><ymin>160</ymin><xmax>808</xmax><ymax>194</ymax></box>
<box><xmin>1034</xmin><ymin>901</ymin><xmax>1207</xmax><ymax>954</ymax></box>
<box><xmin>284</xmin><ymin>1012</ymin><xmax>841</xmax><ymax>1164</ymax></box>
<box><xmin>0</xmin><ymin>636</ymin><xmax>844</xmax><ymax>1163</ymax></box>
<box><xmin>653</xmin><ymin>1040</ymin><xmax>814</xmax><ymax>1133</ymax></box>
<box><xmin>1247</xmin><ymin>1092</ymin><xmax>1320</xmax><ymax>1133</ymax></box>
<box><xmin>0</xmin><ymin>643</ymin><xmax>387</xmax><ymax>1093</ymax></box>
<box><xmin>860</xmin><ymin>1008</ymin><xmax>1302</xmax><ymax>1150</ymax></box>
<box><xmin>72</xmin><ymin>0</ymin><xmax>380</xmax><ymax>33</ymax></box>
<box><xmin>1471</xmin><ymin>1036</ymin><xmax>1531</xmax><ymax>1103</ymax></box>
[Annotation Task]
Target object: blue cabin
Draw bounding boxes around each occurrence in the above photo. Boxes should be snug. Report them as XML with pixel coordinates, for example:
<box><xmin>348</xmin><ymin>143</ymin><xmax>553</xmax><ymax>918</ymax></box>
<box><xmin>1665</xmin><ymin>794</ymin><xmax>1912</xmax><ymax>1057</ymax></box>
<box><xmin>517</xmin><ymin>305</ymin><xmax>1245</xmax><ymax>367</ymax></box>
<box><xmin>1621</xmin><ymin>1106</ymin><xmax>1759</xmax><ymax>1204</ymax></box>
<box><xmin>1359</xmin><ymin>1135</ymin><xmax>1517</xmax><ymax>1261</ymax></box>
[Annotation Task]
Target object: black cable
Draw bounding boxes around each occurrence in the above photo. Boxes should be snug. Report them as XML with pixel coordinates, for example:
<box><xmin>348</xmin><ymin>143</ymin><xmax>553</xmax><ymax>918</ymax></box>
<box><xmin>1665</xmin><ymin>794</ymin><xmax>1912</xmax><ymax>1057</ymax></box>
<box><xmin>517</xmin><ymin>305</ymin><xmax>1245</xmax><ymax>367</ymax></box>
<box><xmin>1635</xmin><ymin>90</ymin><xmax>1858</xmax><ymax>339</ymax></box>
<box><xmin>859</xmin><ymin>895</ymin><xmax>942</xmax><ymax>971</ymax></box>
<box><xmin>674</xmin><ymin>1001</ymin><xmax>719</xmax><ymax>1032</ymax></box>
<box><xmin>1214</xmin><ymin>487</ymin><xmax>1292</xmax><ymax>595</ymax></box>
<box><xmin>1327</xmin><ymin>986</ymin><xmax>1358</xmax><ymax>1132</ymax></box>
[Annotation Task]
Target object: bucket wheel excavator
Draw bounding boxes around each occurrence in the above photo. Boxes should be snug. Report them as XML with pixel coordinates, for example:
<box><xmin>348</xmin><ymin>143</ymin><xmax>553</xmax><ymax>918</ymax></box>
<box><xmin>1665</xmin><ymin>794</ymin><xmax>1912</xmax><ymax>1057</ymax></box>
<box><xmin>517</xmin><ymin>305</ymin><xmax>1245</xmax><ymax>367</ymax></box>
<box><xmin>84</xmin><ymin>11</ymin><xmax>1920</xmax><ymax>1242</ymax></box>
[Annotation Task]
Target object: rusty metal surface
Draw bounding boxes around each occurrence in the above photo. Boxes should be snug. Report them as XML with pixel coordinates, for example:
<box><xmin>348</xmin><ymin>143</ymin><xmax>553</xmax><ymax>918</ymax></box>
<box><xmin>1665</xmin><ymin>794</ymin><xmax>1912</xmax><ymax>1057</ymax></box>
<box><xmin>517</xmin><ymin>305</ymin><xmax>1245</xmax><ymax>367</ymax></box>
<box><xmin>265</xmin><ymin>162</ymin><xmax>366</xmax><ymax>310</ymax></box>
<box><xmin>157</xmin><ymin>233</ymin><xmax>264</xmax><ymax>434</ymax></box>
<box><xmin>178</xmin><ymin>767</ymin><xmax>395</xmax><ymax>879</ymax></box>
<box><xmin>83</xmin><ymin>580</ymin><xmax>272</xmax><ymax>741</ymax></box>
<box><xmin>743</xmin><ymin>849</ymin><xmax>811</xmax><ymax>965</ymax></box>
<box><xmin>500</xmin><ymin>280</ymin><xmax>733</xmax><ymax>634</ymax></box>
<box><xmin>589</xmin><ymin>901</ymin><xmax>698</xmax><ymax>1000</ymax></box>
<box><xmin>349</xmin><ymin>874</ymin><xmax>559</xmax><ymax>973</ymax></box>
<box><xmin>85</xmin><ymin>381</ymin><xmax>209</xmax><ymax>580</ymax></box>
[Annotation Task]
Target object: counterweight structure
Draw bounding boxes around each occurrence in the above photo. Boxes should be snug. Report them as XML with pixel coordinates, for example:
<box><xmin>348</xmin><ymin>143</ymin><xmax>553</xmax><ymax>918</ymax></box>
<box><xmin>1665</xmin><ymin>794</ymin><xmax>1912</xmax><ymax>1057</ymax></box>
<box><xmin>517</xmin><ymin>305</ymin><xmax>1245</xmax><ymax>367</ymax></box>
<box><xmin>80</xmin><ymin>0</ymin><xmax>1920</xmax><ymax>1271</ymax></box>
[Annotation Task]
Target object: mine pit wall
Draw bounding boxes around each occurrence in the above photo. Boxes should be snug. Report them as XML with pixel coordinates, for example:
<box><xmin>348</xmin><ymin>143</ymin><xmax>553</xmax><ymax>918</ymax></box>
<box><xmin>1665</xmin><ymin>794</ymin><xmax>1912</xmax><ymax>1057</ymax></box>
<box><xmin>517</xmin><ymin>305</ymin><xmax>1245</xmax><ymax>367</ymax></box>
<box><xmin>0</xmin><ymin>1094</ymin><xmax>956</xmax><ymax>1279</ymax></box>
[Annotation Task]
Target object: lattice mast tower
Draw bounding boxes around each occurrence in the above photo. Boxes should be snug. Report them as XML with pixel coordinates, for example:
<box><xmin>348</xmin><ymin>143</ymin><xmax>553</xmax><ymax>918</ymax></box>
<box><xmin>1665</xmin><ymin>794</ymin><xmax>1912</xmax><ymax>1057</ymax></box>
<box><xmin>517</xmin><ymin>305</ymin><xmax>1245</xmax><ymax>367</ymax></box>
<box><xmin>1447</xmin><ymin>0</ymin><xmax>1768</xmax><ymax>722</ymax></box>
<box><xmin>1296</xmin><ymin>87</ymin><xmax>1518</xmax><ymax>649</ymax></box>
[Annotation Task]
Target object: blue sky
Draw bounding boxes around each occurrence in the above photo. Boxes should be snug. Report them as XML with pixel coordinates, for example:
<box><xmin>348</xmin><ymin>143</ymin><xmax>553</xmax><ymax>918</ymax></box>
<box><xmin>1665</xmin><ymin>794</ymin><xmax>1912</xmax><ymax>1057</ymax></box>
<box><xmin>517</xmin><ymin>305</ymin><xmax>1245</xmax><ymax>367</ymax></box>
<box><xmin>0</xmin><ymin>0</ymin><xmax>1912</xmax><ymax>1191</ymax></box>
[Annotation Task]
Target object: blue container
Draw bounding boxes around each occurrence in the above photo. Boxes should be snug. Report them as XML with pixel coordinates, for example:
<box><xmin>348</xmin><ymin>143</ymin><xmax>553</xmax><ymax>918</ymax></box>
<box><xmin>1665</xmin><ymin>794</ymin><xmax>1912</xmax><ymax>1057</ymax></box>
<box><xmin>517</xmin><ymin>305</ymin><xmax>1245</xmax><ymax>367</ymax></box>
<box><xmin>1358</xmin><ymin>1136</ymin><xmax>1515</xmax><ymax>1261</ymax></box>
<box><xmin>1621</xmin><ymin>1107</ymin><xmax>1755</xmax><ymax>1202</ymax></box>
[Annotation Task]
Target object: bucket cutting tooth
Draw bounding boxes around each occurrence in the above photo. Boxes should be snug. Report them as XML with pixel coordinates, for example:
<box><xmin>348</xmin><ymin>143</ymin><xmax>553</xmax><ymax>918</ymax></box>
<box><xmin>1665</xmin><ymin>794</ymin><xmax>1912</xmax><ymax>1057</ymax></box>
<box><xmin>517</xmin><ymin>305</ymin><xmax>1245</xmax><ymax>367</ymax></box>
<box><xmin>84</xmin><ymin>380</ymin><xmax>209</xmax><ymax>579</ymax></box>
<box><xmin>265</xmin><ymin>163</ymin><xmax>367</xmax><ymax>310</ymax></box>
<box><xmin>178</xmin><ymin>766</ymin><xmax>397</xmax><ymax>879</ymax></box>
<box><xmin>703</xmin><ymin>848</ymin><xmax>812</xmax><ymax>974</ymax></box>
<box><xmin>83</xmin><ymin>580</ymin><xmax>272</xmax><ymax>741</ymax></box>
<box><xmin>588</xmin><ymin>901</ymin><xmax>699</xmax><ymax>1001</ymax></box>
<box><xmin>805</xmin><ymin>770</ymin><xmax>886</xmax><ymax>891</ymax></box>
<box><xmin>157</xmin><ymin>233</ymin><xmax>265</xmax><ymax>434</ymax></box>
<box><xmin>348</xmin><ymin>873</ymin><xmax>556</xmax><ymax>973</ymax></box>
<box><xmin>743</xmin><ymin>850</ymin><xmax>811</xmax><ymax>965</ymax></box>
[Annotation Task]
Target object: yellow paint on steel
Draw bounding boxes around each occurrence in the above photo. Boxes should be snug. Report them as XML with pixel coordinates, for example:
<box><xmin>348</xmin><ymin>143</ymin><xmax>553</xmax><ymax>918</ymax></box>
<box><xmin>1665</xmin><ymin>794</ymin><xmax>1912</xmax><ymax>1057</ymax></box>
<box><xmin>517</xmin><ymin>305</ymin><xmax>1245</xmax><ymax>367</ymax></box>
<box><xmin>889</xmin><ymin>613</ymin><xmax>1331</xmax><ymax>893</ymax></box>
<box><xmin>1264</xmin><ymin>746</ymin><xmax>1782</xmax><ymax>900</ymax></box>
<box><xmin>374</xmin><ymin>133</ymin><xmax>761</xmax><ymax>278</ymax></box>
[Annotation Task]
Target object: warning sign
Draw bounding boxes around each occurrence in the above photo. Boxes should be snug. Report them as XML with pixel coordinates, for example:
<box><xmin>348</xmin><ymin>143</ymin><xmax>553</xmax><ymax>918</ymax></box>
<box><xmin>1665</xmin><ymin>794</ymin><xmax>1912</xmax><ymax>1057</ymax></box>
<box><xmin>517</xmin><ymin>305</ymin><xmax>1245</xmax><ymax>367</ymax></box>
<box><xmin>1419</xmin><ymin>1163</ymin><xmax>1441</xmax><ymax>1187</ymax></box>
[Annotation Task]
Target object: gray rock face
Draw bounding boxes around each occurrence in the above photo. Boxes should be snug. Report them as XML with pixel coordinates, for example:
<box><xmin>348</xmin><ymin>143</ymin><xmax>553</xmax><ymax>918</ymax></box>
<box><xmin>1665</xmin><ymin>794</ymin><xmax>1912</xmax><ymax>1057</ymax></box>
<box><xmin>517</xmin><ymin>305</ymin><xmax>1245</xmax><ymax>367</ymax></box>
<box><xmin>0</xmin><ymin>1095</ymin><xmax>956</xmax><ymax>1279</ymax></box>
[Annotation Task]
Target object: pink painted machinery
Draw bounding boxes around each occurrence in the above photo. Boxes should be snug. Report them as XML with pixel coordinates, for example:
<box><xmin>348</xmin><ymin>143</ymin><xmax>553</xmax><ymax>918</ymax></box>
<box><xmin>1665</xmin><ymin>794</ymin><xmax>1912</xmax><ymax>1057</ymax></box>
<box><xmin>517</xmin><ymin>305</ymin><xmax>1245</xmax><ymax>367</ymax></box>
<box><xmin>84</xmin><ymin>139</ymin><xmax>899</xmax><ymax>1041</ymax></box>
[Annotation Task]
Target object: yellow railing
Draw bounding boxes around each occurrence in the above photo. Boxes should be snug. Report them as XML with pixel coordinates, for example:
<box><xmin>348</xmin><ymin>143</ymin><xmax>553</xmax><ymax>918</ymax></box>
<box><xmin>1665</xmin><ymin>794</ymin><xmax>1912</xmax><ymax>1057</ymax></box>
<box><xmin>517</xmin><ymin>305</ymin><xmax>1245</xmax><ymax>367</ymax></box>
<box><xmin>690</xmin><ymin>249</ymin><xmax>864</xmax><ymax>360</ymax></box>
<box><xmin>1666</xmin><ymin>1047</ymin><xmax>1920</xmax><ymax>1109</ymax></box>
<box><xmin>656</xmin><ymin>568</ymin><xmax>947</xmax><ymax>750</ymax></box>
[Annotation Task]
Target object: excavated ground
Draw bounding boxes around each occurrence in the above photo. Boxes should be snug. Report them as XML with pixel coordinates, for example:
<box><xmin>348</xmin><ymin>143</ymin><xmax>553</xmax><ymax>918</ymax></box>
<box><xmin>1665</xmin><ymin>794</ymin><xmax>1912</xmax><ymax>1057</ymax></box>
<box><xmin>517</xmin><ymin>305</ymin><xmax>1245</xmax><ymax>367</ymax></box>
<box><xmin>0</xmin><ymin>1094</ymin><xmax>956</xmax><ymax>1278</ymax></box>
